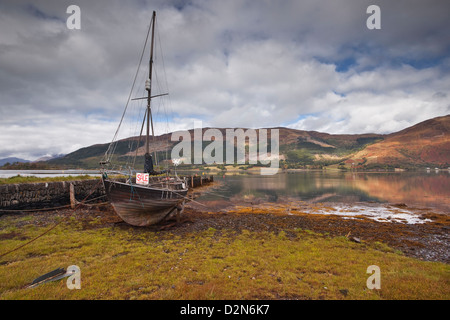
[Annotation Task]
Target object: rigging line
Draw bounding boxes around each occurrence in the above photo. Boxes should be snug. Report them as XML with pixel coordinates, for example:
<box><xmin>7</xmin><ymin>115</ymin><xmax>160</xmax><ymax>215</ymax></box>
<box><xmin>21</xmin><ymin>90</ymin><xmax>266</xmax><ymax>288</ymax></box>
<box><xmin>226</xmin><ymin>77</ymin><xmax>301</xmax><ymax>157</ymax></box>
<box><xmin>104</xmin><ymin>15</ymin><xmax>154</xmax><ymax>163</ymax></box>
<box><xmin>152</xmin><ymin>62</ymin><xmax>168</xmax><ymax>149</ymax></box>
<box><xmin>151</xmin><ymin>22</ymin><xmax>166</xmax><ymax>123</ymax></box>
<box><xmin>195</xmin><ymin>190</ymin><xmax>232</xmax><ymax>200</ymax></box>
<box><xmin>155</xmin><ymin>22</ymin><xmax>173</xmax><ymax>170</ymax></box>
<box><xmin>155</xmin><ymin>23</ymin><xmax>171</xmax><ymax>172</ymax></box>
<box><xmin>170</xmin><ymin>190</ymin><xmax>208</xmax><ymax>207</ymax></box>
<box><xmin>132</xmin><ymin>108</ymin><xmax>148</xmax><ymax>168</ymax></box>
<box><xmin>109</xmin><ymin>24</ymin><xmax>152</xmax><ymax>163</ymax></box>
<box><xmin>126</xmin><ymin>97</ymin><xmax>140</xmax><ymax>165</ymax></box>
<box><xmin>159</xmin><ymin>30</ymin><xmax>173</xmax><ymax>118</ymax></box>
<box><xmin>156</xmin><ymin>21</ymin><xmax>173</xmax><ymax>133</ymax></box>
<box><xmin>108</xmin><ymin>77</ymin><xmax>144</xmax><ymax>164</ymax></box>
<box><xmin>156</xmin><ymin>19</ymin><xmax>171</xmax><ymax>104</ymax></box>
<box><xmin>129</xmin><ymin>100</ymin><xmax>146</xmax><ymax>167</ymax></box>
<box><xmin>128</xmin><ymin>94</ymin><xmax>146</xmax><ymax>167</ymax></box>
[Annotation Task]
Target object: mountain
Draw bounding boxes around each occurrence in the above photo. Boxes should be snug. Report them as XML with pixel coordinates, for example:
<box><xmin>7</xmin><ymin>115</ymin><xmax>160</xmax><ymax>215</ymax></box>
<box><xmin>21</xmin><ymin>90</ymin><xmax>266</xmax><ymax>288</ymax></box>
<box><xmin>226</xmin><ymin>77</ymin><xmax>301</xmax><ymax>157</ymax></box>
<box><xmin>0</xmin><ymin>157</ymin><xmax>30</xmax><ymax>166</ymax></box>
<box><xmin>46</xmin><ymin>127</ymin><xmax>385</xmax><ymax>169</ymax></box>
<box><xmin>44</xmin><ymin>115</ymin><xmax>449</xmax><ymax>170</ymax></box>
<box><xmin>33</xmin><ymin>153</ymin><xmax>66</xmax><ymax>162</ymax></box>
<box><xmin>349</xmin><ymin>115</ymin><xmax>450</xmax><ymax>168</ymax></box>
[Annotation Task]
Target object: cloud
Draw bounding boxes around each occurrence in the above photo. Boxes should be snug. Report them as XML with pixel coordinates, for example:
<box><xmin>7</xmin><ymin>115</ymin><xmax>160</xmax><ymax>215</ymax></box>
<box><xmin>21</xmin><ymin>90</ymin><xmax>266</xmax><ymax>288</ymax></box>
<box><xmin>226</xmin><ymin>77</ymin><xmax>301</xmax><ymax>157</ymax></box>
<box><xmin>0</xmin><ymin>0</ymin><xmax>449</xmax><ymax>160</ymax></box>
<box><xmin>290</xmin><ymin>68</ymin><xmax>450</xmax><ymax>134</ymax></box>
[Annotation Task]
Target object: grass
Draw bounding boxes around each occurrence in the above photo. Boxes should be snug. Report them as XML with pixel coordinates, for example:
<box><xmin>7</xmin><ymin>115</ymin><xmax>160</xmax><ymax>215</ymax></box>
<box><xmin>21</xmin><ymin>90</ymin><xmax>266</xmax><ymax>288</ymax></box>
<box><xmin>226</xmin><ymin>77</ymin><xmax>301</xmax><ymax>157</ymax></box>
<box><xmin>0</xmin><ymin>213</ymin><xmax>448</xmax><ymax>300</ymax></box>
<box><xmin>0</xmin><ymin>175</ymin><xmax>98</xmax><ymax>185</ymax></box>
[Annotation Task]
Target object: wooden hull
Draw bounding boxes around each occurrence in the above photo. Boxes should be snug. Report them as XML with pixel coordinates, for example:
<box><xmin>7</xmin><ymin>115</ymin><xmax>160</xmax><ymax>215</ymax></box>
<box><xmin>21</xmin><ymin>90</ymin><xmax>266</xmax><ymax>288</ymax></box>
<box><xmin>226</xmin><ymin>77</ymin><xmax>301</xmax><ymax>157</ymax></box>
<box><xmin>103</xmin><ymin>178</ymin><xmax>188</xmax><ymax>226</ymax></box>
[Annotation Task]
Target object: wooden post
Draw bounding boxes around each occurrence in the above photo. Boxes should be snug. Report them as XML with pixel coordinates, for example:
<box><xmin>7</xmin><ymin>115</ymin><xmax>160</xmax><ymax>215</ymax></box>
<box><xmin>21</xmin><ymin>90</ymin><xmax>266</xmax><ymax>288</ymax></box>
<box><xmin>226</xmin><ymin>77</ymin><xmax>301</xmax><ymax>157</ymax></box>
<box><xmin>176</xmin><ymin>201</ymin><xmax>185</xmax><ymax>224</ymax></box>
<box><xmin>69</xmin><ymin>183</ymin><xmax>76</xmax><ymax>209</ymax></box>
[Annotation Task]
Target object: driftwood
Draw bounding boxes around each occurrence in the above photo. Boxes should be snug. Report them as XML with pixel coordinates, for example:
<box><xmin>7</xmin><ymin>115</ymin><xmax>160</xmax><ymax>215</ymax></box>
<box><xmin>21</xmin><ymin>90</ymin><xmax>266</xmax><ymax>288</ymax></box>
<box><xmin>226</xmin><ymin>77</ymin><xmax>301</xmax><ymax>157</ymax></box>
<box><xmin>27</xmin><ymin>267</ymin><xmax>67</xmax><ymax>288</ymax></box>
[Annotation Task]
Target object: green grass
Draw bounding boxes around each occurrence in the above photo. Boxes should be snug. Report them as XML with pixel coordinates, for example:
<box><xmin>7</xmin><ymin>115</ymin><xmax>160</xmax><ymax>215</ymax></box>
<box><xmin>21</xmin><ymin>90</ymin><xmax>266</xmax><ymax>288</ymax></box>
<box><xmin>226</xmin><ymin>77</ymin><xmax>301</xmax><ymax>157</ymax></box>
<box><xmin>0</xmin><ymin>214</ymin><xmax>448</xmax><ymax>300</ymax></box>
<box><xmin>0</xmin><ymin>175</ymin><xmax>98</xmax><ymax>185</ymax></box>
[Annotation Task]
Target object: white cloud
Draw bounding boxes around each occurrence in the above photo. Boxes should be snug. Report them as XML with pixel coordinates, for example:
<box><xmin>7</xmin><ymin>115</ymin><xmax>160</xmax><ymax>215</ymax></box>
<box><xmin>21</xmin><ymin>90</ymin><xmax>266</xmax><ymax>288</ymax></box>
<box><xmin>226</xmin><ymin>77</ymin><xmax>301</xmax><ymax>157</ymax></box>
<box><xmin>0</xmin><ymin>0</ymin><xmax>449</xmax><ymax>160</ymax></box>
<box><xmin>289</xmin><ymin>68</ymin><xmax>450</xmax><ymax>134</ymax></box>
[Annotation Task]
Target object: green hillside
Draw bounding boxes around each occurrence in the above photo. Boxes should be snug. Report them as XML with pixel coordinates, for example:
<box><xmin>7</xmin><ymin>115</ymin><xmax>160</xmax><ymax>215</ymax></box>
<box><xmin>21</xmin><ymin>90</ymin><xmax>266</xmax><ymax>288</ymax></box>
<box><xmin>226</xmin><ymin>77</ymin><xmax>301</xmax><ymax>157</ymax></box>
<box><xmin>38</xmin><ymin>128</ymin><xmax>386</xmax><ymax>170</ymax></box>
<box><xmin>3</xmin><ymin>115</ymin><xmax>448</xmax><ymax>171</ymax></box>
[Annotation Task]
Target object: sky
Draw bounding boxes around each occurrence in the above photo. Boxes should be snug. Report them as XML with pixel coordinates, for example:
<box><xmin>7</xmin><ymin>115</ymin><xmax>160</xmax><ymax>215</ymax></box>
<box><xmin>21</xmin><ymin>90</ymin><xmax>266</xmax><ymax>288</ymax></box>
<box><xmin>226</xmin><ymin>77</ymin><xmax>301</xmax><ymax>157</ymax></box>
<box><xmin>0</xmin><ymin>0</ymin><xmax>449</xmax><ymax>160</ymax></box>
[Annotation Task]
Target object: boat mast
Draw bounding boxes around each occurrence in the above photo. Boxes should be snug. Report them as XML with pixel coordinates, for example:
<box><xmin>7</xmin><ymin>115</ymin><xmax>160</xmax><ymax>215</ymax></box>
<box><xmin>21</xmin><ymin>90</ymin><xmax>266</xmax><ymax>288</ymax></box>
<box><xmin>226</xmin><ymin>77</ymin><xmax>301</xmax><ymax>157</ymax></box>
<box><xmin>146</xmin><ymin>11</ymin><xmax>156</xmax><ymax>157</ymax></box>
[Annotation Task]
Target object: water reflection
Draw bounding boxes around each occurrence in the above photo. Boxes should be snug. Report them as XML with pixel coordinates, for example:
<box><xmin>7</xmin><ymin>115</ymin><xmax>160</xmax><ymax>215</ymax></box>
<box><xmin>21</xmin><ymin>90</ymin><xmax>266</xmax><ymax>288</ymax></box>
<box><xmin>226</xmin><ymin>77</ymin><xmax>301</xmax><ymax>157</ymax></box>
<box><xmin>200</xmin><ymin>171</ymin><xmax>450</xmax><ymax>212</ymax></box>
<box><xmin>1</xmin><ymin>169</ymin><xmax>448</xmax><ymax>212</ymax></box>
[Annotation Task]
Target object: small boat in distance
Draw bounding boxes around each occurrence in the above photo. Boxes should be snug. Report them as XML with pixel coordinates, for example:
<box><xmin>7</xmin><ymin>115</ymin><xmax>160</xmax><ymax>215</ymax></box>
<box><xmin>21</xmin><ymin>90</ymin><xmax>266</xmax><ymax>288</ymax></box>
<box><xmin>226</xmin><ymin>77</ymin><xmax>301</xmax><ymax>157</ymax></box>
<box><xmin>100</xmin><ymin>11</ymin><xmax>189</xmax><ymax>226</ymax></box>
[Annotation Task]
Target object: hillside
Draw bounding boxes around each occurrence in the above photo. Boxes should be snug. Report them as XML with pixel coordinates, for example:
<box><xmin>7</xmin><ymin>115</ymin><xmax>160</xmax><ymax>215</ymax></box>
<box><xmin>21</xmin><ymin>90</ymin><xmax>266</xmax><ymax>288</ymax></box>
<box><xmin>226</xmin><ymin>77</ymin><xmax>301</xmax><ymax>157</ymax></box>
<box><xmin>349</xmin><ymin>115</ymin><xmax>450</xmax><ymax>169</ymax></box>
<box><xmin>10</xmin><ymin>115</ymin><xmax>448</xmax><ymax>170</ymax></box>
<box><xmin>44</xmin><ymin>127</ymin><xmax>385</xmax><ymax>169</ymax></box>
<box><xmin>0</xmin><ymin>157</ymin><xmax>30</xmax><ymax>166</ymax></box>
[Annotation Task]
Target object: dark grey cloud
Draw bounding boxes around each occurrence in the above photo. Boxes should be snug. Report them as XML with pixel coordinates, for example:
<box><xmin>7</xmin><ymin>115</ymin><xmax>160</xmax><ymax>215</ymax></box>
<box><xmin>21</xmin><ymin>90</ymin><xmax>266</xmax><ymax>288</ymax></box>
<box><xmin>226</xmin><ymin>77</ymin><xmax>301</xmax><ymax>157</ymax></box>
<box><xmin>1</xmin><ymin>0</ymin><xmax>449</xmax><ymax>159</ymax></box>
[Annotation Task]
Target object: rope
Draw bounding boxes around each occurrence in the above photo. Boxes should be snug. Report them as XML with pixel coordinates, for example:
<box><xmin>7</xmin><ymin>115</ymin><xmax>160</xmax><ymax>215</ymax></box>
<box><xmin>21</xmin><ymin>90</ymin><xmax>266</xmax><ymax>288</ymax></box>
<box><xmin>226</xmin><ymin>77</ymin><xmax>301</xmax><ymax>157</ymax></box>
<box><xmin>132</xmin><ymin>108</ymin><xmax>147</xmax><ymax>168</ymax></box>
<box><xmin>0</xmin><ymin>195</ymin><xmax>107</xmax><ymax>213</ymax></box>
<box><xmin>103</xmin><ymin>15</ymin><xmax>154</xmax><ymax>164</ymax></box>
<box><xmin>155</xmin><ymin>19</ymin><xmax>173</xmax><ymax>173</ymax></box>
<box><xmin>0</xmin><ymin>179</ymin><xmax>104</xmax><ymax>259</ymax></box>
<box><xmin>196</xmin><ymin>190</ymin><xmax>231</xmax><ymax>200</ymax></box>
<box><xmin>0</xmin><ymin>204</ymin><xmax>72</xmax><ymax>213</ymax></box>
<box><xmin>171</xmin><ymin>190</ymin><xmax>208</xmax><ymax>207</ymax></box>
<box><xmin>0</xmin><ymin>176</ymin><xmax>219</xmax><ymax>259</ymax></box>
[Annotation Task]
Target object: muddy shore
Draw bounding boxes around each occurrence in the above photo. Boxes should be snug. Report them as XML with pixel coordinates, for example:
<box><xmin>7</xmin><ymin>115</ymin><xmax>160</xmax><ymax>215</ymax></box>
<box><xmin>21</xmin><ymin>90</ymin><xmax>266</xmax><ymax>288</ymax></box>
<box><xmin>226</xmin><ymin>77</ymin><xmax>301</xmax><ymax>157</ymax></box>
<box><xmin>179</xmin><ymin>207</ymin><xmax>449</xmax><ymax>263</ymax></box>
<box><xmin>3</xmin><ymin>198</ymin><xmax>448</xmax><ymax>264</ymax></box>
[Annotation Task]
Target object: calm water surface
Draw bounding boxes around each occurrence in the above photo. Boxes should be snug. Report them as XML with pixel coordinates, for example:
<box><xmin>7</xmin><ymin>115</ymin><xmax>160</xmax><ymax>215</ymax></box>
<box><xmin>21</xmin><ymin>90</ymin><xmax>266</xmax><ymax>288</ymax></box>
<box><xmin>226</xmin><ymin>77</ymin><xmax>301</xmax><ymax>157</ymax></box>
<box><xmin>197</xmin><ymin>170</ymin><xmax>450</xmax><ymax>213</ymax></box>
<box><xmin>1</xmin><ymin>169</ymin><xmax>449</xmax><ymax>212</ymax></box>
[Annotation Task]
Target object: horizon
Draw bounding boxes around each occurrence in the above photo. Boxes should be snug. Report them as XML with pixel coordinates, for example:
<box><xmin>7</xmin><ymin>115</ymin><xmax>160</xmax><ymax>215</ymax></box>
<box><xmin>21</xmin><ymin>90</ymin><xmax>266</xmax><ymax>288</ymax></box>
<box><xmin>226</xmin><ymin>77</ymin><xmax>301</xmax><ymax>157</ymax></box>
<box><xmin>2</xmin><ymin>114</ymin><xmax>447</xmax><ymax>163</ymax></box>
<box><xmin>1</xmin><ymin>1</ymin><xmax>449</xmax><ymax>160</ymax></box>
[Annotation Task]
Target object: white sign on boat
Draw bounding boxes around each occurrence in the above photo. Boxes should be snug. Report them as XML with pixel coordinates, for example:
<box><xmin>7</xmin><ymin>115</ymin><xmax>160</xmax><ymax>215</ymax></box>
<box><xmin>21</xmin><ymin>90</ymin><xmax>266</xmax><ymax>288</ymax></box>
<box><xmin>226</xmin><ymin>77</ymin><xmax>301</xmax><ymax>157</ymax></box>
<box><xmin>136</xmin><ymin>173</ymin><xmax>149</xmax><ymax>185</ymax></box>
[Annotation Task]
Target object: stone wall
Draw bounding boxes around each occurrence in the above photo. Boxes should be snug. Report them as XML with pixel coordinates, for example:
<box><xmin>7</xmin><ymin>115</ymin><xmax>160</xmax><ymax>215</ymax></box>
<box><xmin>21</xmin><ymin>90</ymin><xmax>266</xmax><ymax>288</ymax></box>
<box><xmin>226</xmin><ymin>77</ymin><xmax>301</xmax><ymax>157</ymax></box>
<box><xmin>184</xmin><ymin>175</ymin><xmax>214</xmax><ymax>188</ymax></box>
<box><xmin>0</xmin><ymin>175</ymin><xmax>214</xmax><ymax>211</ymax></box>
<box><xmin>0</xmin><ymin>179</ymin><xmax>105</xmax><ymax>210</ymax></box>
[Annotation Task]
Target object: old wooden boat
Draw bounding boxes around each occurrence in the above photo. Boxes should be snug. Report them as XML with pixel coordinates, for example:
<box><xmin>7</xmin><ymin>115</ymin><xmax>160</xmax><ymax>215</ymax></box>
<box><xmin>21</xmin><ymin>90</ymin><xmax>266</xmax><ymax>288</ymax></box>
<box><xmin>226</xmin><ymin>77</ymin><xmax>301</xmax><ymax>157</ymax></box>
<box><xmin>102</xmin><ymin>176</ymin><xmax>188</xmax><ymax>226</ymax></box>
<box><xmin>101</xmin><ymin>11</ymin><xmax>189</xmax><ymax>226</ymax></box>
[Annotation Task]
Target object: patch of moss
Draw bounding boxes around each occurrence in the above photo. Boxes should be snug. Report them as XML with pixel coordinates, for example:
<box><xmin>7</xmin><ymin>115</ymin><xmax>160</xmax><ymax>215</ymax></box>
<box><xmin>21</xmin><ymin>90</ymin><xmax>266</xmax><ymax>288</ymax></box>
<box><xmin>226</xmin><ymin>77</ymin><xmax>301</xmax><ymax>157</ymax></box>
<box><xmin>0</xmin><ymin>211</ymin><xmax>448</xmax><ymax>300</ymax></box>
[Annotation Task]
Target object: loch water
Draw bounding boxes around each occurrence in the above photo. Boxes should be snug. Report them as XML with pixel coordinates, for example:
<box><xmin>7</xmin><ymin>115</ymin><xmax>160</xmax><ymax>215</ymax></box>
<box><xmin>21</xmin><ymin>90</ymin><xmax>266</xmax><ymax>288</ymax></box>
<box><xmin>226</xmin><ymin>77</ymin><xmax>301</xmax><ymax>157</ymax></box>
<box><xmin>197</xmin><ymin>170</ymin><xmax>450</xmax><ymax>213</ymax></box>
